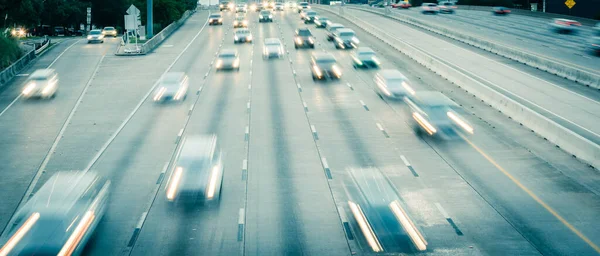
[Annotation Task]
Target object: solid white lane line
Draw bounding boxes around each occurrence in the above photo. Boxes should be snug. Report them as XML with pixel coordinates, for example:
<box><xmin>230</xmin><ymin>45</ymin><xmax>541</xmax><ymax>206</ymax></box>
<box><xmin>82</xmin><ymin>15</ymin><xmax>211</xmax><ymax>173</ymax></box>
<box><xmin>48</xmin><ymin>39</ymin><xmax>83</xmax><ymax>68</ymax></box>
<box><xmin>15</xmin><ymin>55</ymin><xmax>105</xmax><ymax>210</ymax></box>
<box><xmin>0</xmin><ymin>96</ymin><xmax>22</xmax><ymax>118</ymax></box>
<box><xmin>248</xmin><ymin>84</ymin><xmax>252</xmax><ymax>90</ymax></box>
<box><xmin>16</xmin><ymin>74</ymin><xmax>29</xmax><ymax>77</ymax></box>
<box><xmin>400</xmin><ymin>155</ymin><xmax>411</xmax><ymax>167</ymax></box>
<box><xmin>238</xmin><ymin>208</ymin><xmax>245</xmax><ymax>224</ymax></box>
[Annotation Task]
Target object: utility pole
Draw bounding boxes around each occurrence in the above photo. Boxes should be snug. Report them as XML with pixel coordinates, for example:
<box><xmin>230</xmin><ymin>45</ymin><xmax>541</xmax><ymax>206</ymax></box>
<box><xmin>147</xmin><ymin>0</ymin><xmax>153</xmax><ymax>38</ymax></box>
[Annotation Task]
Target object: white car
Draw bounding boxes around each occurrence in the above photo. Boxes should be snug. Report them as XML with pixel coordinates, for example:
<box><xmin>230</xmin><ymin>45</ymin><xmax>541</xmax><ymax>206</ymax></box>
<box><xmin>263</xmin><ymin>38</ymin><xmax>284</xmax><ymax>59</ymax></box>
<box><xmin>421</xmin><ymin>3</ymin><xmax>440</xmax><ymax>14</ymax></box>
<box><xmin>549</xmin><ymin>18</ymin><xmax>581</xmax><ymax>34</ymax></box>
<box><xmin>22</xmin><ymin>69</ymin><xmax>59</xmax><ymax>99</ymax></box>
<box><xmin>374</xmin><ymin>69</ymin><xmax>415</xmax><ymax>99</ymax></box>
<box><xmin>236</xmin><ymin>4</ymin><xmax>247</xmax><ymax>13</ymax></box>
<box><xmin>274</xmin><ymin>3</ymin><xmax>284</xmax><ymax>11</ymax></box>
<box><xmin>216</xmin><ymin>49</ymin><xmax>241</xmax><ymax>71</ymax></box>
<box><xmin>234</xmin><ymin>28</ymin><xmax>253</xmax><ymax>43</ymax></box>
<box><xmin>87</xmin><ymin>29</ymin><xmax>104</xmax><ymax>43</ymax></box>
<box><xmin>153</xmin><ymin>72</ymin><xmax>189</xmax><ymax>102</ymax></box>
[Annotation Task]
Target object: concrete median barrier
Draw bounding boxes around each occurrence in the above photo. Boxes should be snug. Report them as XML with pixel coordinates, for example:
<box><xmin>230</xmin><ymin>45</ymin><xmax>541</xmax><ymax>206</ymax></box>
<box><xmin>317</xmin><ymin>6</ymin><xmax>600</xmax><ymax>169</ymax></box>
<box><xmin>348</xmin><ymin>6</ymin><xmax>600</xmax><ymax>89</ymax></box>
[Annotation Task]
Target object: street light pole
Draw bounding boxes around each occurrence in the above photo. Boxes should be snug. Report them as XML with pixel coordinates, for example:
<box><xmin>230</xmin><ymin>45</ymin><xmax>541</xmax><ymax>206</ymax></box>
<box><xmin>147</xmin><ymin>0</ymin><xmax>153</xmax><ymax>38</ymax></box>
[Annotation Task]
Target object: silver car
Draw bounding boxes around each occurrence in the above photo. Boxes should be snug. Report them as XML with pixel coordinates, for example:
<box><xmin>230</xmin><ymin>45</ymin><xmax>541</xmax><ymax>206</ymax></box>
<box><xmin>333</xmin><ymin>28</ymin><xmax>360</xmax><ymax>49</ymax></box>
<box><xmin>352</xmin><ymin>47</ymin><xmax>381</xmax><ymax>69</ymax></box>
<box><xmin>22</xmin><ymin>69</ymin><xmax>59</xmax><ymax>99</ymax></box>
<box><xmin>87</xmin><ymin>29</ymin><xmax>104</xmax><ymax>43</ymax></box>
<box><xmin>216</xmin><ymin>49</ymin><xmax>241</xmax><ymax>71</ymax></box>
<box><xmin>311</xmin><ymin>52</ymin><xmax>342</xmax><ymax>81</ymax></box>
<box><xmin>234</xmin><ymin>28</ymin><xmax>253</xmax><ymax>43</ymax></box>
<box><xmin>166</xmin><ymin>135</ymin><xmax>224</xmax><ymax>204</ymax></box>
<box><xmin>405</xmin><ymin>91</ymin><xmax>474</xmax><ymax>138</ymax></box>
<box><xmin>153</xmin><ymin>72</ymin><xmax>189</xmax><ymax>102</ymax></box>
<box><xmin>263</xmin><ymin>38</ymin><xmax>284</xmax><ymax>59</ymax></box>
<box><xmin>0</xmin><ymin>171</ymin><xmax>110</xmax><ymax>256</ymax></box>
<box><xmin>374</xmin><ymin>69</ymin><xmax>415</xmax><ymax>99</ymax></box>
<box><xmin>102</xmin><ymin>26</ymin><xmax>117</xmax><ymax>37</ymax></box>
<box><xmin>421</xmin><ymin>3</ymin><xmax>440</xmax><ymax>14</ymax></box>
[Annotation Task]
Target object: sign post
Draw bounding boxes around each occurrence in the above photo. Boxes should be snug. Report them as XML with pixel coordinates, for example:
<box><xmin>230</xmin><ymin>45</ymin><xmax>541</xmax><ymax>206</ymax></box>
<box><xmin>86</xmin><ymin>7</ymin><xmax>91</xmax><ymax>34</ymax></box>
<box><xmin>147</xmin><ymin>0</ymin><xmax>153</xmax><ymax>39</ymax></box>
<box><xmin>565</xmin><ymin>0</ymin><xmax>575</xmax><ymax>9</ymax></box>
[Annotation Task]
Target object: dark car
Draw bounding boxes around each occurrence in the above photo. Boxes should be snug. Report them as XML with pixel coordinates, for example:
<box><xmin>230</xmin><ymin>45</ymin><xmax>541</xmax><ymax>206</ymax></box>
<box><xmin>492</xmin><ymin>6</ymin><xmax>511</xmax><ymax>15</ymax></box>
<box><xmin>314</xmin><ymin>16</ymin><xmax>330</xmax><ymax>28</ymax></box>
<box><xmin>310</xmin><ymin>52</ymin><xmax>342</xmax><ymax>81</ymax></box>
<box><xmin>294</xmin><ymin>28</ymin><xmax>315</xmax><ymax>49</ymax></box>
<box><xmin>259</xmin><ymin>10</ymin><xmax>273</xmax><ymax>22</ymax></box>
<box><xmin>304</xmin><ymin>11</ymin><xmax>317</xmax><ymax>24</ymax></box>
<box><xmin>352</xmin><ymin>47</ymin><xmax>381</xmax><ymax>69</ymax></box>
<box><xmin>54</xmin><ymin>26</ymin><xmax>66</xmax><ymax>36</ymax></box>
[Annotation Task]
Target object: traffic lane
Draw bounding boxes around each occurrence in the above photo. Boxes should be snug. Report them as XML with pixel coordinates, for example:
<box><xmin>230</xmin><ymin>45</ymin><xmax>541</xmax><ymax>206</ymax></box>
<box><xmin>334</xmin><ymin>11</ymin><xmax>600</xmax><ymax>254</ymax></box>
<box><xmin>30</xmin><ymin>11</ymin><xmax>213</xmax><ymax>188</ymax></box>
<box><xmin>130</xmin><ymin>26</ymin><xmax>251</xmax><ymax>256</ymax></box>
<box><xmin>291</xmin><ymin>11</ymin><xmax>548</xmax><ymax>254</ymax></box>
<box><xmin>244</xmin><ymin>19</ymin><xmax>350</xmax><ymax>256</ymax></box>
<box><xmin>151</xmin><ymin>11</ymin><xmax>211</xmax><ymax>57</ymax></box>
<box><xmin>393</xmin><ymin>8</ymin><xmax>600</xmax><ymax>70</ymax></box>
<box><xmin>82</xmin><ymin>21</ymin><xmax>223</xmax><ymax>256</ymax></box>
<box><xmin>348</xmin><ymin>9</ymin><xmax>600</xmax><ymax>143</ymax></box>
<box><xmin>0</xmin><ymin>38</ymin><xmax>79</xmax><ymax>112</ymax></box>
<box><xmin>0</xmin><ymin>38</ymin><xmax>113</xmax><ymax>233</ymax></box>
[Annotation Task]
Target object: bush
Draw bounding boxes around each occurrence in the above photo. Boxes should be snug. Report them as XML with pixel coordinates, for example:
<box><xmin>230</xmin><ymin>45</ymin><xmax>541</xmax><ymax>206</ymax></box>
<box><xmin>0</xmin><ymin>34</ymin><xmax>23</xmax><ymax>70</ymax></box>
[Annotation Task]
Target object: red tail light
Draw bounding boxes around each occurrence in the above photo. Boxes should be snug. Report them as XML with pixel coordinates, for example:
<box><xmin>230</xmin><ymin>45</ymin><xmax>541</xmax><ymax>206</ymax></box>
<box><xmin>505</xmin><ymin>10</ymin><xmax>511</xmax><ymax>12</ymax></box>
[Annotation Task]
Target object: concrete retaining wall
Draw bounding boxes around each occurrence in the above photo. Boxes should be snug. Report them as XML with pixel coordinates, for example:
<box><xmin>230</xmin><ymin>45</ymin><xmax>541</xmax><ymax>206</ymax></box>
<box><xmin>318</xmin><ymin>6</ymin><xmax>600</xmax><ymax>169</ymax></box>
<box><xmin>351</xmin><ymin>6</ymin><xmax>600</xmax><ymax>89</ymax></box>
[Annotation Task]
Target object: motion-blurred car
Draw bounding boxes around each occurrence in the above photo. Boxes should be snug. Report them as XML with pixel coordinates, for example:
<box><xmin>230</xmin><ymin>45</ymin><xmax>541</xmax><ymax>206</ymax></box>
<box><xmin>492</xmin><ymin>6</ymin><xmax>511</xmax><ymax>15</ymax></box>
<box><xmin>274</xmin><ymin>2</ymin><xmax>284</xmax><ymax>11</ymax></box>
<box><xmin>391</xmin><ymin>1</ymin><xmax>412</xmax><ymax>8</ymax></box>
<box><xmin>549</xmin><ymin>18</ymin><xmax>581</xmax><ymax>34</ymax></box>
<box><xmin>219</xmin><ymin>1</ymin><xmax>230</xmax><ymax>11</ymax></box>
<box><xmin>54</xmin><ymin>26</ymin><xmax>66</xmax><ymax>36</ymax></box>
<box><xmin>588</xmin><ymin>25</ymin><xmax>600</xmax><ymax>55</ymax></box>
<box><xmin>287</xmin><ymin>1</ymin><xmax>298</xmax><ymax>8</ymax></box>
<box><xmin>259</xmin><ymin>10</ymin><xmax>273</xmax><ymax>22</ymax></box>
<box><xmin>87</xmin><ymin>29</ymin><xmax>104</xmax><ymax>43</ymax></box>
<box><xmin>236</xmin><ymin>3</ymin><xmax>247</xmax><ymax>13</ymax></box>
<box><xmin>256</xmin><ymin>3</ymin><xmax>265</xmax><ymax>11</ymax></box>
<box><xmin>406</xmin><ymin>91</ymin><xmax>474</xmax><ymax>138</ymax></box>
<box><xmin>314</xmin><ymin>16</ymin><xmax>330</xmax><ymax>28</ymax></box>
<box><xmin>294</xmin><ymin>28</ymin><xmax>315</xmax><ymax>49</ymax></box>
<box><xmin>234</xmin><ymin>28</ymin><xmax>253</xmax><ymax>43</ymax></box>
<box><xmin>250</xmin><ymin>3</ymin><xmax>258</xmax><ymax>11</ymax></box>
<box><xmin>0</xmin><ymin>171</ymin><xmax>110</xmax><ymax>256</ymax></box>
<box><xmin>209</xmin><ymin>13</ymin><xmax>224</xmax><ymax>25</ymax></box>
<box><xmin>266</xmin><ymin>1</ymin><xmax>275</xmax><ymax>9</ymax></box>
<box><xmin>421</xmin><ymin>3</ymin><xmax>440</xmax><ymax>14</ymax></box>
<box><xmin>263</xmin><ymin>38</ymin><xmax>284</xmax><ymax>59</ymax></box>
<box><xmin>10</xmin><ymin>27</ymin><xmax>26</xmax><ymax>37</ymax></box>
<box><xmin>233</xmin><ymin>16</ymin><xmax>248</xmax><ymax>28</ymax></box>
<box><xmin>439</xmin><ymin>2</ymin><xmax>456</xmax><ymax>13</ymax></box>
<box><xmin>333</xmin><ymin>28</ymin><xmax>360</xmax><ymax>49</ymax></box>
<box><xmin>374</xmin><ymin>69</ymin><xmax>415</xmax><ymax>99</ymax></box>
<box><xmin>153</xmin><ymin>72</ymin><xmax>189</xmax><ymax>102</ymax></box>
<box><xmin>216</xmin><ymin>49</ymin><xmax>241</xmax><ymax>71</ymax></box>
<box><xmin>326</xmin><ymin>23</ymin><xmax>345</xmax><ymax>41</ymax></box>
<box><xmin>311</xmin><ymin>52</ymin><xmax>342</xmax><ymax>81</ymax></box>
<box><xmin>102</xmin><ymin>26</ymin><xmax>117</xmax><ymax>37</ymax></box>
<box><xmin>346</xmin><ymin>167</ymin><xmax>428</xmax><ymax>253</ymax></box>
<box><xmin>298</xmin><ymin>2</ymin><xmax>310</xmax><ymax>13</ymax></box>
<box><xmin>166</xmin><ymin>135</ymin><xmax>224</xmax><ymax>204</ymax></box>
<box><xmin>22</xmin><ymin>69</ymin><xmax>58</xmax><ymax>99</ymax></box>
<box><xmin>303</xmin><ymin>11</ymin><xmax>318</xmax><ymax>23</ymax></box>
<box><xmin>352</xmin><ymin>47</ymin><xmax>381</xmax><ymax>69</ymax></box>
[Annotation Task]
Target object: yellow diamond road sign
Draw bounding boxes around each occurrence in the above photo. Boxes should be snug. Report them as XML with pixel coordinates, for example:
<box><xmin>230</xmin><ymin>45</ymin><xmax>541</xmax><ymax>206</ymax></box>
<box><xmin>565</xmin><ymin>0</ymin><xmax>575</xmax><ymax>9</ymax></box>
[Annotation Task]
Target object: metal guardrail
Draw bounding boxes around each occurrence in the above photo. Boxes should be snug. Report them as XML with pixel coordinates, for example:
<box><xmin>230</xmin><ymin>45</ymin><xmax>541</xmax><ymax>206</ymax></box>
<box><xmin>0</xmin><ymin>37</ymin><xmax>51</xmax><ymax>88</ymax></box>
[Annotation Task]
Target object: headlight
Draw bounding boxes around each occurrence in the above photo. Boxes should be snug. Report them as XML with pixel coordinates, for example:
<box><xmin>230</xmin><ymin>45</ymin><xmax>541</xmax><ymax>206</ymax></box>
<box><xmin>353</xmin><ymin>57</ymin><xmax>363</xmax><ymax>65</ymax></box>
<box><xmin>247</xmin><ymin>35</ymin><xmax>253</xmax><ymax>41</ymax></box>
<box><xmin>220</xmin><ymin>4</ymin><xmax>224</xmax><ymax>8</ymax></box>
<box><xmin>243</xmin><ymin>20</ymin><xmax>248</xmax><ymax>25</ymax></box>
<box><xmin>174</xmin><ymin>86</ymin><xmax>186</xmax><ymax>100</ymax></box>
<box><xmin>234</xmin><ymin>35</ymin><xmax>239</xmax><ymax>41</ymax></box>
<box><xmin>233</xmin><ymin>59</ymin><xmax>240</xmax><ymax>67</ymax></box>
<box><xmin>335</xmin><ymin>37</ymin><xmax>343</xmax><ymax>43</ymax></box>
<box><xmin>87</xmin><ymin>35</ymin><xmax>92</xmax><ymax>39</ymax></box>
<box><xmin>11</xmin><ymin>30</ymin><xmax>16</xmax><ymax>36</ymax></box>
<box><xmin>218</xmin><ymin>18</ymin><xmax>223</xmax><ymax>22</ymax></box>
<box><xmin>371</xmin><ymin>57</ymin><xmax>381</xmax><ymax>65</ymax></box>
<box><xmin>296</xmin><ymin>37</ymin><xmax>302</xmax><ymax>44</ymax></box>
<box><xmin>312</xmin><ymin>65</ymin><xmax>322</xmax><ymax>77</ymax></box>
<box><xmin>352</xmin><ymin>37</ymin><xmax>360</xmax><ymax>44</ymax></box>
<box><xmin>216</xmin><ymin>59</ymin><xmax>223</xmax><ymax>68</ymax></box>
<box><xmin>308</xmin><ymin>37</ymin><xmax>314</xmax><ymax>44</ymax></box>
<box><xmin>269</xmin><ymin>15</ymin><xmax>273</xmax><ymax>18</ymax></box>
<box><xmin>153</xmin><ymin>87</ymin><xmax>166</xmax><ymax>101</ymax></box>
<box><xmin>22</xmin><ymin>83</ymin><xmax>36</xmax><ymax>95</ymax></box>
<box><xmin>234</xmin><ymin>21</ymin><xmax>239</xmax><ymax>25</ymax></box>
<box><xmin>447</xmin><ymin>111</ymin><xmax>474</xmax><ymax>134</ymax></box>
<box><xmin>166</xmin><ymin>167</ymin><xmax>184</xmax><ymax>200</ymax></box>
<box><xmin>332</xmin><ymin>65</ymin><xmax>342</xmax><ymax>77</ymax></box>
<box><xmin>42</xmin><ymin>84</ymin><xmax>54</xmax><ymax>95</ymax></box>
<box><xmin>206</xmin><ymin>165</ymin><xmax>220</xmax><ymax>199</ymax></box>
<box><xmin>413</xmin><ymin>112</ymin><xmax>437</xmax><ymax>135</ymax></box>
<box><xmin>307</xmin><ymin>6</ymin><xmax>311</xmax><ymax>8</ymax></box>
<box><xmin>401</xmin><ymin>81</ymin><xmax>415</xmax><ymax>95</ymax></box>
<box><xmin>228</xmin><ymin>3</ymin><xmax>234</xmax><ymax>8</ymax></box>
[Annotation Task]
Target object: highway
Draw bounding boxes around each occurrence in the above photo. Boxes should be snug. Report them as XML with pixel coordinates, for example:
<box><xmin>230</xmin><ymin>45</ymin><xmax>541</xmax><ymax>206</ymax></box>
<box><xmin>0</xmin><ymin>5</ymin><xmax>599</xmax><ymax>256</ymax></box>
<box><xmin>383</xmin><ymin>6</ymin><xmax>600</xmax><ymax>73</ymax></box>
